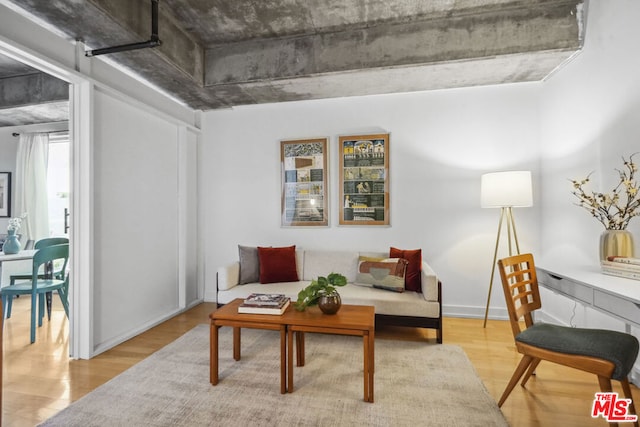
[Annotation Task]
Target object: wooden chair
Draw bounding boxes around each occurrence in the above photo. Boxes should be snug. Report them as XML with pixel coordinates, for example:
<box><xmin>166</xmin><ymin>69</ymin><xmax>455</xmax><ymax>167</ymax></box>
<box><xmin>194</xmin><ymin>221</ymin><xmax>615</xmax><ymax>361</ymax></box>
<box><xmin>497</xmin><ymin>253</ymin><xmax>639</xmax><ymax>426</ymax></box>
<box><xmin>6</xmin><ymin>237</ymin><xmax>69</xmax><ymax>320</ymax></box>
<box><xmin>0</xmin><ymin>243</ymin><xmax>69</xmax><ymax>344</ymax></box>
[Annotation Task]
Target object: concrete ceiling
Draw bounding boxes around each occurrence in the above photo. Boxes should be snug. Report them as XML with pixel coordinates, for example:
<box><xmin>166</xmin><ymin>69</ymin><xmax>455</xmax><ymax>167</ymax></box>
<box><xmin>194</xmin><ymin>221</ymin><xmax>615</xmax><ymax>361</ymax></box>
<box><xmin>0</xmin><ymin>53</ymin><xmax>69</xmax><ymax>126</ymax></box>
<box><xmin>0</xmin><ymin>0</ymin><xmax>584</xmax><ymax>124</ymax></box>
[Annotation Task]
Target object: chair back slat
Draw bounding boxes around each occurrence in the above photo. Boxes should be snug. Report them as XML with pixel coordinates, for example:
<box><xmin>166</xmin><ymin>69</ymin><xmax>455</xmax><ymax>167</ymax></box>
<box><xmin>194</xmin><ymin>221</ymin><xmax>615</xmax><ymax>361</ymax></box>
<box><xmin>34</xmin><ymin>237</ymin><xmax>69</xmax><ymax>249</ymax></box>
<box><xmin>35</xmin><ymin>237</ymin><xmax>69</xmax><ymax>278</ymax></box>
<box><xmin>32</xmin><ymin>244</ymin><xmax>69</xmax><ymax>286</ymax></box>
<box><xmin>498</xmin><ymin>253</ymin><xmax>541</xmax><ymax>338</ymax></box>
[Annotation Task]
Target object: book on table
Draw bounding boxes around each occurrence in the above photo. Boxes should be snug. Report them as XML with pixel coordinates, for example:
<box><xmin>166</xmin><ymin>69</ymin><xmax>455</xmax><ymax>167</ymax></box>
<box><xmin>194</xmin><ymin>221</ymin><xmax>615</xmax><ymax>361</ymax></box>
<box><xmin>601</xmin><ymin>257</ymin><xmax>640</xmax><ymax>281</ymax></box>
<box><xmin>238</xmin><ymin>298</ymin><xmax>290</xmax><ymax>315</ymax></box>
<box><xmin>242</xmin><ymin>293</ymin><xmax>289</xmax><ymax>307</ymax></box>
<box><xmin>607</xmin><ymin>256</ymin><xmax>640</xmax><ymax>266</ymax></box>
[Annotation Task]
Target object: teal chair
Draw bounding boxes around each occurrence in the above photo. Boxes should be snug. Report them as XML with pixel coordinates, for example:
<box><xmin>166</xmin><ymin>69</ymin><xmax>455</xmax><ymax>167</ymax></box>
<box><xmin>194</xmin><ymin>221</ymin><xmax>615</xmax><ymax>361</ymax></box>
<box><xmin>6</xmin><ymin>237</ymin><xmax>69</xmax><ymax>319</ymax></box>
<box><xmin>1</xmin><ymin>244</ymin><xmax>70</xmax><ymax>343</ymax></box>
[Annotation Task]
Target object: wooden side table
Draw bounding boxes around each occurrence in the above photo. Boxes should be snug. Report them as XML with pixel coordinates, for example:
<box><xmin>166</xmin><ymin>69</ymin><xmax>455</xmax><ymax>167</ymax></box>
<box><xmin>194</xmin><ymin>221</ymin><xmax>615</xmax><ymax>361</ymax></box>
<box><xmin>285</xmin><ymin>305</ymin><xmax>375</xmax><ymax>402</ymax></box>
<box><xmin>209</xmin><ymin>299</ymin><xmax>288</xmax><ymax>394</ymax></box>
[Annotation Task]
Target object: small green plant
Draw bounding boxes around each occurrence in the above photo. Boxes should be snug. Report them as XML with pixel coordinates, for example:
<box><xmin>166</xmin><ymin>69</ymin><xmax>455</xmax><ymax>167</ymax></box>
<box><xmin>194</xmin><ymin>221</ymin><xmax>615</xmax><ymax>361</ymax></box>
<box><xmin>294</xmin><ymin>272</ymin><xmax>347</xmax><ymax>311</ymax></box>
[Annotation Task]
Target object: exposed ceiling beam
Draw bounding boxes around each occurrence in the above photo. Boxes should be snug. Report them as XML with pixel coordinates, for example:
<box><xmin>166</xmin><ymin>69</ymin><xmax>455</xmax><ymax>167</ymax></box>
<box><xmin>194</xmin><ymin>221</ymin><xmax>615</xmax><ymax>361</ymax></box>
<box><xmin>0</xmin><ymin>0</ymin><xmax>584</xmax><ymax>113</ymax></box>
<box><xmin>0</xmin><ymin>73</ymin><xmax>68</xmax><ymax>108</ymax></box>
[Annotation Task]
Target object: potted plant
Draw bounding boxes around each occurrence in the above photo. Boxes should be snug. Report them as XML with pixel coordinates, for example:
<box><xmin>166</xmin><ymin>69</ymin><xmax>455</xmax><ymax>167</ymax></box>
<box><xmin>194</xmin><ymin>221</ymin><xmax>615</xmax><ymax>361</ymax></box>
<box><xmin>294</xmin><ymin>272</ymin><xmax>347</xmax><ymax>314</ymax></box>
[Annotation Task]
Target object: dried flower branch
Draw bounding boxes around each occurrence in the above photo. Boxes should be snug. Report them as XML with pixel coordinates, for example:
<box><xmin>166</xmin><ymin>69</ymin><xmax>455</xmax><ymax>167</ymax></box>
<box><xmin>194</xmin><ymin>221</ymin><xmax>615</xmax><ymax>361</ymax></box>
<box><xmin>570</xmin><ymin>154</ymin><xmax>640</xmax><ymax>230</ymax></box>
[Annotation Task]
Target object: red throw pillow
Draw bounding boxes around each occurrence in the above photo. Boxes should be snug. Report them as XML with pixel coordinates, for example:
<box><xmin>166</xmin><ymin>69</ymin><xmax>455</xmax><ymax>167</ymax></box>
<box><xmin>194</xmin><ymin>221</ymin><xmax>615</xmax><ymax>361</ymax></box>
<box><xmin>389</xmin><ymin>247</ymin><xmax>422</xmax><ymax>292</ymax></box>
<box><xmin>257</xmin><ymin>245</ymin><xmax>299</xmax><ymax>284</ymax></box>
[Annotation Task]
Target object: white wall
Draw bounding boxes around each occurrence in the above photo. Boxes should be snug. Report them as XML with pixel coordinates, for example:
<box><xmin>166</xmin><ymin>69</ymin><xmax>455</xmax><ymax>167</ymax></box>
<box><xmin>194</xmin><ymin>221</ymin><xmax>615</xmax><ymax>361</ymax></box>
<box><xmin>539</xmin><ymin>0</ymin><xmax>640</xmax><ymax>325</ymax></box>
<box><xmin>0</xmin><ymin>129</ymin><xmax>19</xmax><ymax>233</ymax></box>
<box><xmin>92</xmin><ymin>88</ymin><xmax>175</xmax><ymax>348</ymax></box>
<box><xmin>0</xmin><ymin>3</ymin><xmax>202</xmax><ymax>356</ymax></box>
<box><xmin>201</xmin><ymin>83</ymin><xmax>542</xmax><ymax>318</ymax></box>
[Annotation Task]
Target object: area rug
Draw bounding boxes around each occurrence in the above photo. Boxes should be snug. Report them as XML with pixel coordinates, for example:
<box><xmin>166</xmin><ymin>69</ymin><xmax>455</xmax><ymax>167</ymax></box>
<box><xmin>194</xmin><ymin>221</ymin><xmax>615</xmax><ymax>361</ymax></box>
<box><xmin>40</xmin><ymin>324</ymin><xmax>508</xmax><ymax>427</ymax></box>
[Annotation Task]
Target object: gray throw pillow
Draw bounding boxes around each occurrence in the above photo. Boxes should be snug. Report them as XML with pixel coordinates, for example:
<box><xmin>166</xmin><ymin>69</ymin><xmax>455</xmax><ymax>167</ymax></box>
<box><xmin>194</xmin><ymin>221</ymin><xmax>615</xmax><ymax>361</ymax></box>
<box><xmin>238</xmin><ymin>245</ymin><xmax>260</xmax><ymax>284</ymax></box>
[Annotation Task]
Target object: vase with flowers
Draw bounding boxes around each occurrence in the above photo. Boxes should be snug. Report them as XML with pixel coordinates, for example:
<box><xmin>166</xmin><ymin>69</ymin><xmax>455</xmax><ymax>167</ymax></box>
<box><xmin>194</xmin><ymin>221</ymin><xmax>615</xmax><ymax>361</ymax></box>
<box><xmin>571</xmin><ymin>154</ymin><xmax>639</xmax><ymax>260</ymax></box>
<box><xmin>3</xmin><ymin>215</ymin><xmax>26</xmax><ymax>254</ymax></box>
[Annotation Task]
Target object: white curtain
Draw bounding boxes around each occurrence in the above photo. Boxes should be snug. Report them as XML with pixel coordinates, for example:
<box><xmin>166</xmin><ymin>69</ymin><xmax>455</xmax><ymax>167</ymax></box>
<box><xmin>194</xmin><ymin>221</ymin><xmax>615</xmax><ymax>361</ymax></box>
<box><xmin>15</xmin><ymin>132</ymin><xmax>50</xmax><ymax>242</ymax></box>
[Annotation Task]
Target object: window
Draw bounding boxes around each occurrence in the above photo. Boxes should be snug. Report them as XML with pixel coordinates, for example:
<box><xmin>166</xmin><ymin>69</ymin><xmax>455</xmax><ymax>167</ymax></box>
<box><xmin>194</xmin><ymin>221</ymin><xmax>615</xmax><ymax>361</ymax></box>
<box><xmin>47</xmin><ymin>131</ymin><xmax>69</xmax><ymax>237</ymax></box>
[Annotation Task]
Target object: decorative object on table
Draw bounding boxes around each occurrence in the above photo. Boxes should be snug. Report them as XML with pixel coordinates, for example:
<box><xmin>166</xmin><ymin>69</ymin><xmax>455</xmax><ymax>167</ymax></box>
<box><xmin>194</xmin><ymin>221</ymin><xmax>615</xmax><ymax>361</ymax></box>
<box><xmin>0</xmin><ymin>172</ymin><xmax>10</xmax><ymax>217</ymax></box>
<box><xmin>480</xmin><ymin>170</ymin><xmax>533</xmax><ymax>328</ymax></box>
<box><xmin>238</xmin><ymin>294</ymin><xmax>291</xmax><ymax>315</ymax></box>
<box><xmin>317</xmin><ymin>293</ymin><xmax>341</xmax><ymax>314</ymax></box>
<box><xmin>294</xmin><ymin>273</ymin><xmax>347</xmax><ymax>313</ymax></box>
<box><xmin>242</xmin><ymin>293</ymin><xmax>289</xmax><ymax>307</ymax></box>
<box><xmin>601</xmin><ymin>256</ymin><xmax>640</xmax><ymax>281</ymax></box>
<box><xmin>600</xmin><ymin>230</ymin><xmax>635</xmax><ymax>262</ymax></box>
<box><xmin>571</xmin><ymin>153</ymin><xmax>639</xmax><ymax>261</ymax></box>
<box><xmin>3</xmin><ymin>215</ymin><xmax>26</xmax><ymax>254</ymax></box>
<box><xmin>338</xmin><ymin>133</ymin><xmax>390</xmax><ymax>226</ymax></box>
<box><xmin>280</xmin><ymin>138</ymin><xmax>329</xmax><ymax>227</ymax></box>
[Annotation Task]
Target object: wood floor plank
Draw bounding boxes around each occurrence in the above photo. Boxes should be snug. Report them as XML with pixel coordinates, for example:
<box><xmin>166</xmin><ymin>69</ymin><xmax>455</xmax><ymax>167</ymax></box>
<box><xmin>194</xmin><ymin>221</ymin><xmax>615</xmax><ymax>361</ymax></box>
<box><xmin>2</xmin><ymin>297</ymin><xmax>637</xmax><ymax>426</ymax></box>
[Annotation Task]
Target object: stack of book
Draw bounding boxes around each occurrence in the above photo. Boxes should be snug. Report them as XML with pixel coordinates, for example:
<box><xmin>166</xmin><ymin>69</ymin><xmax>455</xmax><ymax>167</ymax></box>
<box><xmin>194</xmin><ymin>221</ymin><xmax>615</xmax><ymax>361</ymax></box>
<box><xmin>238</xmin><ymin>293</ymin><xmax>291</xmax><ymax>315</ymax></box>
<box><xmin>601</xmin><ymin>257</ymin><xmax>640</xmax><ymax>281</ymax></box>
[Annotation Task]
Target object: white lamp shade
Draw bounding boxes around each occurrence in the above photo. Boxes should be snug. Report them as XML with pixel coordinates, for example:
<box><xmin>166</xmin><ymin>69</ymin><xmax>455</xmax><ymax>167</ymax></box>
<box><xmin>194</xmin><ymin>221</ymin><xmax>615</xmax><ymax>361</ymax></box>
<box><xmin>481</xmin><ymin>171</ymin><xmax>533</xmax><ymax>208</ymax></box>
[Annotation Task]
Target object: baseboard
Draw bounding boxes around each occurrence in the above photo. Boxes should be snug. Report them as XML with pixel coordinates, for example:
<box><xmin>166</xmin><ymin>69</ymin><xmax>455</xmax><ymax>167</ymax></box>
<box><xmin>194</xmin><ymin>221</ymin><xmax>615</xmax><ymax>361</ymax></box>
<box><xmin>91</xmin><ymin>300</ymin><xmax>204</xmax><ymax>358</ymax></box>
<box><xmin>204</xmin><ymin>290</ymin><xmax>218</xmax><ymax>303</ymax></box>
<box><xmin>442</xmin><ymin>304</ymin><xmax>509</xmax><ymax>321</ymax></box>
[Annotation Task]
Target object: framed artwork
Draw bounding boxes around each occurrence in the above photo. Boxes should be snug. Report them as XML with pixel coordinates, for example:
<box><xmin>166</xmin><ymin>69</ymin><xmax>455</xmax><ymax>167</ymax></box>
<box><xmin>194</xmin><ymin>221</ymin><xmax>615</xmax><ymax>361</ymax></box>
<box><xmin>0</xmin><ymin>172</ymin><xmax>10</xmax><ymax>218</ymax></box>
<box><xmin>281</xmin><ymin>138</ymin><xmax>329</xmax><ymax>227</ymax></box>
<box><xmin>339</xmin><ymin>133</ymin><xmax>389</xmax><ymax>226</ymax></box>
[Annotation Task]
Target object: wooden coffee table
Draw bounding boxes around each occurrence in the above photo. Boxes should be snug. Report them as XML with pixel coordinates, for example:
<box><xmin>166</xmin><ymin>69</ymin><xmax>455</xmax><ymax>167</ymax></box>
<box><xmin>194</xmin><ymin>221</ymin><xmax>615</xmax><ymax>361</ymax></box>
<box><xmin>210</xmin><ymin>299</ymin><xmax>375</xmax><ymax>402</ymax></box>
<box><xmin>209</xmin><ymin>299</ymin><xmax>288</xmax><ymax>393</ymax></box>
<box><xmin>286</xmin><ymin>304</ymin><xmax>375</xmax><ymax>402</ymax></box>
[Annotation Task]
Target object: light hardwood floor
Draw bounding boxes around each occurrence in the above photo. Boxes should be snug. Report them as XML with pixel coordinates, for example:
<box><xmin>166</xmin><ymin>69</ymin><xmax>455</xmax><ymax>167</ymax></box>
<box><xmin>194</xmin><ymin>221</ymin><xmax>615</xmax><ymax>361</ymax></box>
<box><xmin>2</xmin><ymin>297</ymin><xmax>638</xmax><ymax>426</ymax></box>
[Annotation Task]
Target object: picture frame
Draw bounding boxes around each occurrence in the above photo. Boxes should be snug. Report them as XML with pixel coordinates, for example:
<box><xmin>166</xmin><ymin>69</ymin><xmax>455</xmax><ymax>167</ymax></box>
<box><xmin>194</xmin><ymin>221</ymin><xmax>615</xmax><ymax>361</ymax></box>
<box><xmin>0</xmin><ymin>172</ymin><xmax>10</xmax><ymax>218</ymax></box>
<box><xmin>339</xmin><ymin>133</ymin><xmax>390</xmax><ymax>226</ymax></box>
<box><xmin>281</xmin><ymin>138</ymin><xmax>329</xmax><ymax>227</ymax></box>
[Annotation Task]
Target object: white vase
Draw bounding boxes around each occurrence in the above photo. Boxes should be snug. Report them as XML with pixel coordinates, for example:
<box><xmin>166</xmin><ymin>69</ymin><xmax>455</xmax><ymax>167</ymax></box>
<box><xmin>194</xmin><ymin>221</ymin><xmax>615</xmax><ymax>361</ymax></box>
<box><xmin>600</xmin><ymin>230</ymin><xmax>635</xmax><ymax>261</ymax></box>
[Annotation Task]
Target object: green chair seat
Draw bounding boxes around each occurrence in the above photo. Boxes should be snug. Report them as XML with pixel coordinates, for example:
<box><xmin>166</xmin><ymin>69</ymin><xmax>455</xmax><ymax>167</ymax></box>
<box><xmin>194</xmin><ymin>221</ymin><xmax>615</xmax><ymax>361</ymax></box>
<box><xmin>517</xmin><ymin>323</ymin><xmax>639</xmax><ymax>380</ymax></box>
<box><xmin>2</xmin><ymin>279</ymin><xmax>66</xmax><ymax>294</ymax></box>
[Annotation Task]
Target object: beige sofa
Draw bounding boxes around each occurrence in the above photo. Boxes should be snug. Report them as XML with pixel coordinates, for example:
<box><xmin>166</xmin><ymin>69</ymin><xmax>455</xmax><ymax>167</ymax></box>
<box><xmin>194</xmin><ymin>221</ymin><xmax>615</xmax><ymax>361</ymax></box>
<box><xmin>216</xmin><ymin>249</ymin><xmax>442</xmax><ymax>343</ymax></box>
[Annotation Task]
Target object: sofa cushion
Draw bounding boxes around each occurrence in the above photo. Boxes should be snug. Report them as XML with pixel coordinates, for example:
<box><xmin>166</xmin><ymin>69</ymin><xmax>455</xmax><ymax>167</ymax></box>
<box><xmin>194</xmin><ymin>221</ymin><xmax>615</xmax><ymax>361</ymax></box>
<box><xmin>303</xmin><ymin>250</ymin><xmax>360</xmax><ymax>282</ymax></box>
<box><xmin>238</xmin><ymin>245</ymin><xmax>260</xmax><ymax>285</ymax></box>
<box><xmin>258</xmin><ymin>245</ymin><xmax>299</xmax><ymax>284</ymax></box>
<box><xmin>390</xmin><ymin>247</ymin><xmax>422</xmax><ymax>292</ymax></box>
<box><xmin>355</xmin><ymin>257</ymin><xmax>408</xmax><ymax>292</ymax></box>
<box><xmin>217</xmin><ymin>281</ymin><xmax>440</xmax><ymax>319</ymax></box>
<box><xmin>338</xmin><ymin>283</ymin><xmax>440</xmax><ymax>318</ymax></box>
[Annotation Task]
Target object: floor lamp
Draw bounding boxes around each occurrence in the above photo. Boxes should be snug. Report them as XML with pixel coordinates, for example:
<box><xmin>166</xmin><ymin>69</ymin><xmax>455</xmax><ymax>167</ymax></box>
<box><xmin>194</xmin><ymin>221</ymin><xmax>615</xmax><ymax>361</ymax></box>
<box><xmin>481</xmin><ymin>171</ymin><xmax>533</xmax><ymax>328</ymax></box>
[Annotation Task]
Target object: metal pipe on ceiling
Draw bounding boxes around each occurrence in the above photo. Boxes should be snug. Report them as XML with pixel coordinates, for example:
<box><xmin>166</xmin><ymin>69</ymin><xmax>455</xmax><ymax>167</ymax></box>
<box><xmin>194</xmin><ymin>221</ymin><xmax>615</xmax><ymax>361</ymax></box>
<box><xmin>85</xmin><ymin>0</ymin><xmax>162</xmax><ymax>57</ymax></box>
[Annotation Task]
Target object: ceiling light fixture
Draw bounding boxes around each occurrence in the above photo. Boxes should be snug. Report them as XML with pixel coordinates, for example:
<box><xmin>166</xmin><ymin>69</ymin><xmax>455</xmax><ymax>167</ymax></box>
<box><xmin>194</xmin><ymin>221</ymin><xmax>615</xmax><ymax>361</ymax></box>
<box><xmin>85</xmin><ymin>0</ymin><xmax>162</xmax><ymax>57</ymax></box>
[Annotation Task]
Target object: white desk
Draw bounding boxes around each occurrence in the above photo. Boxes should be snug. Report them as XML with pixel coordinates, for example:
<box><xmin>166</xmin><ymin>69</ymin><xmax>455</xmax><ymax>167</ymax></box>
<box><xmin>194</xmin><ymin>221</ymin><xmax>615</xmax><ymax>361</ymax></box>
<box><xmin>0</xmin><ymin>250</ymin><xmax>37</xmax><ymax>284</ymax></box>
<box><xmin>537</xmin><ymin>262</ymin><xmax>640</xmax><ymax>332</ymax></box>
